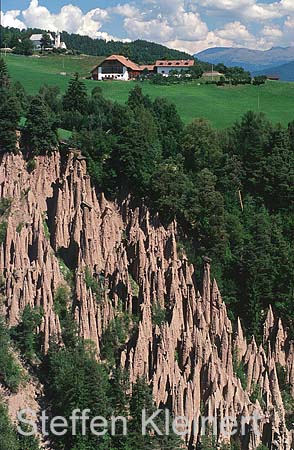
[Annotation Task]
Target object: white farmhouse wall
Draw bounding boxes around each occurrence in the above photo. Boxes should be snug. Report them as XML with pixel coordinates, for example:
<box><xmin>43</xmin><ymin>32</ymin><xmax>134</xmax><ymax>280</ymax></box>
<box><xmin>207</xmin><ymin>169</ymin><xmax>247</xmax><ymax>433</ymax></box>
<box><xmin>98</xmin><ymin>66</ymin><xmax>129</xmax><ymax>81</ymax></box>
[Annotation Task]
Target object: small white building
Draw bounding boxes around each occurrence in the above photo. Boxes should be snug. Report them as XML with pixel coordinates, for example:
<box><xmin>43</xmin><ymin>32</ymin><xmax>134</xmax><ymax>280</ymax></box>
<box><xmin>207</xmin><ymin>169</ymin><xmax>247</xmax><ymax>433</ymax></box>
<box><xmin>54</xmin><ymin>32</ymin><xmax>67</xmax><ymax>50</ymax></box>
<box><xmin>155</xmin><ymin>59</ymin><xmax>195</xmax><ymax>76</ymax></box>
<box><xmin>202</xmin><ymin>71</ymin><xmax>224</xmax><ymax>80</ymax></box>
<box><xmin>30</xmin><ymin>33</ymin><xmax>54</xmax><ymax>50</ymax></box>
<box><xmin>29</xmin><ymin>32</ymin><xmax>67</xmax><ymax>50</ymax></box>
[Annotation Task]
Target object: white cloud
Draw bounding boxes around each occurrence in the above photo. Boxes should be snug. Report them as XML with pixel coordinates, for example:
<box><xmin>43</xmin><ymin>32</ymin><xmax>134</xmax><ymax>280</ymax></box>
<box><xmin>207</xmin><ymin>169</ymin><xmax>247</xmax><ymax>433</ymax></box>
<box><xmin>215</xmin><ymin>21</ymin><xmax>254</xmax><ymax>42</ymax></box>
<box><xmin>244</xmin><ymin>4</ymin><xmax>282</xmax><ymax>21</ymax></box>
<box><xmin>122</xmin><ymin>1</ymin><xmax>208</xmax><ymax>44</ymax></box>
<box><xmin>0</xmin><ymin>9</ymin><xmax>26</xmax><ymax>29</ymax></box>
<box><xmin>20</xmin><ymin>0</ymin><xmax>115</xmax><ymax>40</ymax></box>
<box><xmin>285</xmin><ymin>16</ymin><xmax>294</xmax><ymax>28</ymax></box>
<box><xmin>197</xmin><ymin>0</ymin><xmax>282</xmax><ymax>21</ymax></box>
<box><xmin>166</xmin><ymin>32</ymin><xmax>234</xmax><ymax>54</ymax></box>
<box><xmin>280</xmin><ymin>0</ymin><xmax>294</xmax><ymax>13</ymax></box>
<box><xmin>262</xmin><ymin>25</ymin><xmax>283</xmax><ymax>37</ymax></box>
<box><xmin>110</xmin><ymin>4</ymin><xmax>140</xmax><ymax>18</ymax></box>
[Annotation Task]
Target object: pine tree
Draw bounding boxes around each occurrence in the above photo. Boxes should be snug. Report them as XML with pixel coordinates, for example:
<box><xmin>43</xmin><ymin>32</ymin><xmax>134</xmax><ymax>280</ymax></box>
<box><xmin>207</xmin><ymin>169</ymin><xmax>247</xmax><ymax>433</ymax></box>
<box><xmin>24</xmin><ymin>95</ymin><xmax>58</xmax><ymax>154</ymax></box>
<box><xmin>40</xmin><ymin>33</ymin><xmax>52</xmax><ymax>51</ymax></box>
<box><xmin>127</xmin><ymin>85</ymin><xmax>151</xmax><ymax>110</ymax></box>
<box><xmin>110</xmin><ymin>107</ymin><xmax>162</xmax><ymax>196</ymax></box>
<box><xmin>63</xmin><ymin>73</ymin><xmax>88</xmax><ymax>113</ymax></box>
<box><xmin>0</xmin><ymin>94</ymin><xmax>20</xmax><ymax>153</ymax></box>
<box><xmin>128</xmin><ymin>377</ymin><xmax>155</xmax><ymax>450</ymax></box>
<box><xmin>47</xmin><ymin>341</ymin><xmax>111</xmax><ymax>449</ymax></box>
<box><xmin>0</xmin><ymin>58</ymin><xmax>10</xmax><ymax>89</ymax></box>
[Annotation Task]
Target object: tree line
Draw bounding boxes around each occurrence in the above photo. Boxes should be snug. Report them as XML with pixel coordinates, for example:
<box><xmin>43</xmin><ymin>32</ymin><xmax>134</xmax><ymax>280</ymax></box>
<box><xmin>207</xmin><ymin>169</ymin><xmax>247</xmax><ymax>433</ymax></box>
<box><xmin>1</xmin><ymin>25</ymin><xmax>192</xmax><ymax>63</ymax></box>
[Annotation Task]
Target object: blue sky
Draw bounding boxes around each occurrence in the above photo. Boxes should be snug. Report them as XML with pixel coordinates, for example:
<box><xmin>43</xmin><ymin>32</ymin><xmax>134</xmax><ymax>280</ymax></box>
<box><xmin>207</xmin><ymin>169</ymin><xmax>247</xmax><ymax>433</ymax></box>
<box><xmin>1</xmin><ymin>0</ymin><xmax>294</xmax><ymax>53</ymax></box>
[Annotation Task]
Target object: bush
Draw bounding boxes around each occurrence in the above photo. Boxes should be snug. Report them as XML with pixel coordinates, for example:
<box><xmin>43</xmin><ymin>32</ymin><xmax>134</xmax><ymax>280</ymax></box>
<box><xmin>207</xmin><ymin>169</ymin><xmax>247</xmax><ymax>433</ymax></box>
<box><xmin>233</xmin><ymin>351</ymin><xmax>247</xmax><ymax>390</ymax></box>
<box><xmin>11</xmin><ymin>306</ymin><xmax>43</xmax><ymax>362</ymax></box>
<box><xmin>26</xmin><ymin>159</ymin><xmax>36</xmax><ymax>173</ymax></box>
<box><xmin>84</xmin><ymin>267</ymin><xmax>104</xmax><ymax>302</ymax></box>
<box><xmin>152</xmin><ymin>304</ymin><xmax>166</xmax><ymax>327</ymax></box>
<box><xmin>100</xmin><ymin>314</ymin><xmax>131</xmax><ymax>366</ymax></box>
<box><xmin>0</xmin><ymin>198</ymin><xmax>12</xmax><ymax>217</ymax></box>
<box><xmin>16</xmin><ymin>222</ymin><xmax>24</xmax><ymax>233</ymax></box>
<box><xmin>0</xmin><ymin>317</ymin><xmax>24</xmax><ymax>392</ymax></box>
<box><xmin>129</xmin><ymin>275</ymin><xmax>139</xmax><ymax>297</ymax></box>
<box><xmin>0</xmin><ymin>222</ymin><xmax>8</xmax><ymax>244</ymax></box>
<box><xmin>54</xmin><ymin>284</ymin><xmax>70</xmax><ymax>321</ymax></box>
<box><xmin>57</xmin><ymin>256</ymin><xmax>74</xmax><ymax>286</ymax></box>
<box><xmin>42</xmin><ymin>213</ymin><xmax>50</xmax><ymax>240</ymax></box>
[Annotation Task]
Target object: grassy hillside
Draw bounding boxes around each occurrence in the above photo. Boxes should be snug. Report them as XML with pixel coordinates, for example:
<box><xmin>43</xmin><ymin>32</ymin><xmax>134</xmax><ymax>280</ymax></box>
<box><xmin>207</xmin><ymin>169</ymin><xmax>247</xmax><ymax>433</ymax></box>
<box><xmin>5</xmin><ymin>54</ymin><xmax>294</xmax><ymax>128</ymax></box>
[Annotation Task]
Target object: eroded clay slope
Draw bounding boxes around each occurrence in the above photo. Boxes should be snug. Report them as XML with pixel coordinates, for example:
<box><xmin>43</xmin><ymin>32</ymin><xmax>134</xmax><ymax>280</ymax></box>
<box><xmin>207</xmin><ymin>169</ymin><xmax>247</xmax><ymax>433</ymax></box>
<box><xmin>0</xmin><ymin>151</ymin><xmax>293</xmax><ymax>449</ymax></box>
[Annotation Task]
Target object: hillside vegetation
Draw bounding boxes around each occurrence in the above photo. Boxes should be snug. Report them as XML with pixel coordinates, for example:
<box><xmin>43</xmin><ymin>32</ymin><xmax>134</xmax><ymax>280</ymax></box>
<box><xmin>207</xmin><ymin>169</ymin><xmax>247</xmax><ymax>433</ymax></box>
<box><xmin>1</xmin><ymin>58</ymin><xmax>294</xmax><ymax>339</ymax></box>
<box><xmin>0</xmin><ymin>25</ymin><xmax>191</xmax><ymax>63</ymax></box>
<box><xmin>4</xmin><ymin>54</ymin><xmax>294</xmax><ymax>128</ymax></box>
<box><xmin>1</xmin><ymin>55</ymin><xmax>294</xmax><ymax>450</ymax></box>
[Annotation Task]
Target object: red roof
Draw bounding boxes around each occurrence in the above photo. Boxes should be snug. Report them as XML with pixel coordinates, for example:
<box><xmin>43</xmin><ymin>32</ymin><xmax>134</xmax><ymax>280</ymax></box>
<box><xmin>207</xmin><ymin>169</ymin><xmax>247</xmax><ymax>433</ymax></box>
<box><xmin>155</xmin><ymin>59</ymin><xmax>194</xmax><ymax>67</ymax></box>
<box><xmin>92</xmin><ymin>54</ymin><xmax>142</xmax><ymax>72</ymax></box>
<box><xmin>139</xmin><ymin>65</ymin><xmax>155</xmax><ymax>71</ymax></box>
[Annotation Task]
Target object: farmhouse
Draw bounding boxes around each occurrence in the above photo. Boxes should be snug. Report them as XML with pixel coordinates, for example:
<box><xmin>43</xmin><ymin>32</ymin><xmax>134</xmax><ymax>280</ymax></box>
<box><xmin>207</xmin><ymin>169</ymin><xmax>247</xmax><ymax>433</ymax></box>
<box><xmin>266</xmin><ymin>75</ymin><xmax>280</xmax><ymax>81</ymax></box>
<box><xmin>202</xmin><ymin>71</ymin><xmax>224</xmax><ymax>81</ymax></box>
<box><xmin>30</xmin><ymin>33</ymin><xmax>54</xmax><ymax>50</ymax></box>
<box><xmin>91</xmin><ymin>55</ymin><xmax>144</xmax><ymax>81</ymax></box>
<box><xmin>155</xmin><ymin>59</ymin><xmax>194</xmax><ymax>76</ymax></box>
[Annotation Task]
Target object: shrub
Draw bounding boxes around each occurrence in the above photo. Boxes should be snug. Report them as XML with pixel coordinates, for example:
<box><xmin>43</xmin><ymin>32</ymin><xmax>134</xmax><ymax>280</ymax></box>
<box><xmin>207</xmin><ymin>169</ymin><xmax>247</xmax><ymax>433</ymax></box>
<box><xmin>84</xmin><ymin>267</ymin><xmax>104</xmax><ymax>302</ymax></box>
<box><xmin>54</xmin><ymin>284</ymin><xmax>70</xmax><ymax>321</ymax></box>
<box><xmin>152</xmin><ymin>304</ymin><xmax>166</xmax><ymax>327</ymax></box>
<box><xmin>10</xmin><ymin>306</ymin><xmax>43</xmax><ymax>362</ymax></box>
<box><xmin>0</xmin><ymin>198</ymin><xmax>12</xmax><ymax>217</ymax></box>
<box><xmin>129</xmin><ymin>275</ymin><xmax>139</xmax><ymax>297</ymax></box>
<box><xmin>42</xmin><ymin>213</ymin><xmax>50</xmax><ymax>240</ymax></box>
<box><xmin>0</xmin><ymin>222</ymin><xmax>8</xmax><ymax>244</ymax></box>
<box><xmin>0</xmin><ymin>317</ymin><xmax>24</xmax><ymax>392</ymax></box>
<box><xmin>16</xmin><ymin>222</ymin><xmax>24</xmax><ymax>233</ymax></box>
<box><xmin>57</xmin><ymin>256</ymin><xmax>74</xmax><ymax>287</ymax></box>
<box><xmin>26</xmin><ymin>159</ymin><xmax>36</xmax><ymax>173</ymax></box>
<box><xmin>100</xmin><ymin>314</ymin><xmax>131</xmax><ymax>366</ymax></box>
<box><xmin>233</xmin><ymin>351</ymin><xmax>247</xmax><ymax>390</ymax></box>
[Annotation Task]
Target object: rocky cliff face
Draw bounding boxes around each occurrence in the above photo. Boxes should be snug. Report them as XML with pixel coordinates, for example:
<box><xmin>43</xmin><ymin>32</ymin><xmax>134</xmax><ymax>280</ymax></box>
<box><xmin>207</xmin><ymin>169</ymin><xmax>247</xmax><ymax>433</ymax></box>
<box><xmin>0</xmin><ymin>151</ymin><xmax>293</xmax><ymax>449</ymax></box>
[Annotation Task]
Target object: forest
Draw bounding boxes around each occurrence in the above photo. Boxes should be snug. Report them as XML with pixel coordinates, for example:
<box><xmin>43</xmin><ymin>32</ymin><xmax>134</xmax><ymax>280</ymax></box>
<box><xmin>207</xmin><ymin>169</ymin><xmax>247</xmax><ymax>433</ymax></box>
<box><xmin>0</xmin><ymin>25</ymin><xmax>193</xmax><ymax>64</ymax></box>
<box><xmin>0</xmin><ymin>56</ymin><xmax>294</xmax><ymax>450</ymax></box>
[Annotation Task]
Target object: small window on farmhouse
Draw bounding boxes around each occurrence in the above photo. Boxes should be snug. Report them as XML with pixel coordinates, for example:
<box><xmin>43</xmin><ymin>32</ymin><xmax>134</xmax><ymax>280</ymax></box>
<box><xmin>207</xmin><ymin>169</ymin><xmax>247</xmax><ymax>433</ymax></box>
<box><xmin>176</xmin><ymin>62</ymin><xmax>180</xmax><ymax>65</ymax></box>
<box><xmin>185</xmin><ymin>62</ymin><xmax>189</xmax><ymax>65</ymax></box>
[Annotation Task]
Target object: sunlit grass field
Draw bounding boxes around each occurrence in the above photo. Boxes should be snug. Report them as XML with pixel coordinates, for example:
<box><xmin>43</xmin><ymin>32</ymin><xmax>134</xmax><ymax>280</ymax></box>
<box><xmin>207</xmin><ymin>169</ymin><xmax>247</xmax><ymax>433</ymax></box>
<box><xmin>5</xmin><ymin>53</ymin><xmax>294</xmax><ymax>128</ymax></box>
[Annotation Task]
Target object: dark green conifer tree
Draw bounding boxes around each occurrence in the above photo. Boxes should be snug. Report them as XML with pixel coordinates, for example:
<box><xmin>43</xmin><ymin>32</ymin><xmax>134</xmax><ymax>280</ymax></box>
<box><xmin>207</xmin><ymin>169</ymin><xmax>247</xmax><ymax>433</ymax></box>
<box><xmin>0</xmin><ymin>58</ymin><xmax>10</xmax><ymax>89</ymax></box>
<box><xmin>0</xmin><ymin>94</ymin><xmax>20</xmax><ymax>153</ymax></box>
<box><xmin>63</xmin><ymin>73</ymin><xmax>87</xmax><ymax>113</ymax></box>
<box><xmin>24</xmin><ymin>95</ymin><xmax>58</xmax><ymax>153</ymax></box>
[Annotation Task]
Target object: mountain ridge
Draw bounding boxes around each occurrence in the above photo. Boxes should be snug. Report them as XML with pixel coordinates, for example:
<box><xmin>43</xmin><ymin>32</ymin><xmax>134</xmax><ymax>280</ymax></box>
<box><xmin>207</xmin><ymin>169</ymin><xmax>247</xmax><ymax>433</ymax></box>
<box><xmin>253</xmin><ymin>60</ymin><xmax>294</xmax><ymax>82</ymax></box>
<box><xmin>195</xmin><ymin>46</ymin><xmax>294</xmax><ymax>73</ymax></box>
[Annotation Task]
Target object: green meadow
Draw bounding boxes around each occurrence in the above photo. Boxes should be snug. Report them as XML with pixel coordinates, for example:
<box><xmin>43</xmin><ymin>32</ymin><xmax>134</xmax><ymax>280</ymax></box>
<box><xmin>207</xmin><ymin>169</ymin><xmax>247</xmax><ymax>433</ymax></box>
<box><xmin>4</xmin><ymin>53</ymin><xmax>294</xmax><ymax>128</ymax></box>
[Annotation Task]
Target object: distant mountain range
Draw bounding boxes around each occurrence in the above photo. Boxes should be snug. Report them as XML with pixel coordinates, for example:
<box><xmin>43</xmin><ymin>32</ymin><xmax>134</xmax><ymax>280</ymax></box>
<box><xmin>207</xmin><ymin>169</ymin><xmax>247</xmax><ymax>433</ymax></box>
<box><xmin>253</xmin><ymin>61</ymin><xmax>294</xmax><ymax>82</ymax></box>
<box><xmin>195</xmin><ymin>46</ymin><xmax>294</xmax><ymax>75</ymax></box>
